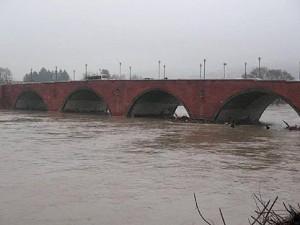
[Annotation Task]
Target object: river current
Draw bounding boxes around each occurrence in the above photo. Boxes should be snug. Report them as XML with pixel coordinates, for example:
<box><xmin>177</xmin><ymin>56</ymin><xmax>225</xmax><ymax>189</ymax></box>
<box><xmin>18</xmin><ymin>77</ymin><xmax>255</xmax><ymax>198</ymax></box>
<box><xmin>0</xmin><ymin>105</ymin><xmax>299</xmax><ymax>225</ymax></box>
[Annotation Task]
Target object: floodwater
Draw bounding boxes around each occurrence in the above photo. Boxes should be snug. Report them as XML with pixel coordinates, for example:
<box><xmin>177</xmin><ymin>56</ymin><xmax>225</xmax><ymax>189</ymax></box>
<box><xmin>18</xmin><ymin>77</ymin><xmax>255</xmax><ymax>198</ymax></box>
<box><xmin>0</xmin><ymin>105</ymin><xmax>299</xmax><ymax>225</ymax></box>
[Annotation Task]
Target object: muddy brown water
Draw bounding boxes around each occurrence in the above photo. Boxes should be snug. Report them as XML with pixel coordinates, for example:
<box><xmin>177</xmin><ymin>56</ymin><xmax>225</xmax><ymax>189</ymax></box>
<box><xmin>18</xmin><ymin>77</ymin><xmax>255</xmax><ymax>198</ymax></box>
<box><xmin>0</xmin><ymin>105</ymin><xmax>299</xmax><ymax>225</ymax></box>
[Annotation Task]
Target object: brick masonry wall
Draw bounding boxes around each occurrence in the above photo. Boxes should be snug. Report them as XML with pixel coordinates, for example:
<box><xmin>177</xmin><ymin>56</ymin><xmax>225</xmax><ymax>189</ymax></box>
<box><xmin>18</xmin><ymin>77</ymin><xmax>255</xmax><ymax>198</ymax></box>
<box><xmin>1</xmin><ymin>80</ymin><xmax>300</xmax><ymax>121</ymax></box>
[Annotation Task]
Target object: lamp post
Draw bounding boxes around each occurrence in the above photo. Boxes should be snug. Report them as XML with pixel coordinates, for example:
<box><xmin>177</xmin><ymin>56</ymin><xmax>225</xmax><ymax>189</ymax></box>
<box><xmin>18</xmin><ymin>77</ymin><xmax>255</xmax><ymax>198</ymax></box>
<box><xmin>30</xmin><ymin>68</ymin><xmax>33</xmax><ymax>82</ymax></box>
<box><xmin>223</xmin><ymin>63</ymin><xmax>227</xmax><ymax>79</ymax></box>
<box><xmin>55</xmin><ymin>66</ymin><xmax>58</xmax><ymax>81</ymax></box>
<box><xmin>129</xmin><ymin>66</ymin><xmax>132</xmax><ymax>80</ymax></box>
<box><xmin>298</xmin><ymin>61</ymin><xmax>300</xmax><ymax>81</ymax></box>
<box><xmin>200</xmin><ymin>63</ymin><xmax>202</xmax><ymax>79</ymax></box>
<box><xmin>119</xmin><ymin>62</ymin><xmax>122</xmax><ymax>78</ymax></box>
<box><xmin>258</xmin><ymin>57</ymin><xmax>261</xmax><ymax>77</ymax></box>
<box><xmin>85</xmin><ymin>64</ymin><xmax>88</xmax><ymax>80</ymax></box>
<box><xmin>73</xmin><ymin>70</ymin><xmax>76</xmax><ymax>81</ymax></box>
<box><xmin>158</xmin><ymin>60</ymin><xmax>161</xmax><ymax>79</ymax></box>
<box><xmin>203</xmin><ymin>59</ymin><xmax>206</xmax><ymax>80</ymax></box>
<box><xmin>163</xmin><ymin>64</ymin><xmax>166</xmax><ymax>79</ymax></box>
<box><xmin>244</xmin><ymin>62</ymin><xmax>247</xmax><ymax>79</ymax></box>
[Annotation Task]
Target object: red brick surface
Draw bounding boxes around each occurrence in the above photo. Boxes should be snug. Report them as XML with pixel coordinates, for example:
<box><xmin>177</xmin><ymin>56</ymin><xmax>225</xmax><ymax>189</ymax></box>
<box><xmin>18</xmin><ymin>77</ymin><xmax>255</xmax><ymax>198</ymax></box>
<box><xmin>1</xmin><ymin>80</ymin><xmax>300</xmax><ymax>121</ymax></box>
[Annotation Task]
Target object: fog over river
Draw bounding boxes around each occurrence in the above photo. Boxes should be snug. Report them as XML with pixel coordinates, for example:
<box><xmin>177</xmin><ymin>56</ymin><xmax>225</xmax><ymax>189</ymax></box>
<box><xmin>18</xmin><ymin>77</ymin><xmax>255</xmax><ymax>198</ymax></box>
<box><xmin>0</xmin><ymin>105</ymin><xmax>299</xmax><ymax>225</ymax></box>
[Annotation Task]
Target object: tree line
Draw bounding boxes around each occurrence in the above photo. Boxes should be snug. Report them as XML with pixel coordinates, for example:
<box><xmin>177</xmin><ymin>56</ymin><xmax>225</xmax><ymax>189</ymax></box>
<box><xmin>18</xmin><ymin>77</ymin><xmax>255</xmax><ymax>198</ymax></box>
<box><xmin>242</xmin><ymin>67</ymin><xmax>294</xmax><ymax>80</ymax></box>
<box><xmin>23</xmin><ymin>68</ymin><xmax>70</xmax><ymax>82</ymax></box>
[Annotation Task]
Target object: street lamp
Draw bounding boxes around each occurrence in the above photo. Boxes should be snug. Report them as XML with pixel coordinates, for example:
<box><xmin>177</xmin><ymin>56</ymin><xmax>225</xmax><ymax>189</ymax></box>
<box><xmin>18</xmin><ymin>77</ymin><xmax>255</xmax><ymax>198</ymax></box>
<box><xmin>223</xmin><ymin>63</ymin><xmax>227</xmax><ymax>79</ymax></box>
<box><xmin>203</xmin><ymin>59</ymin><xmax>206</xmax><ymax>80</ymax></box>
<box><xmin>55</xmin><ymin>66</ymin><xmax>58</xmax><ymax>81</ymax></box>
<box><xmin>200</xmin><ymin>63</ymin><xmax>202</xmax><ymax>79</ymax></box>
<box><xmin>85</xmin><ymin>64</ymin><xmax>88</xmax><ymax>80</ymax></box>
<box><xmin>119</xmin><ymin>62</ymin><xmax>122</xmax><ymax>78</ymax></box>
<box><xmin>244</xmin><ymin>62</ymin><xmax>247</xmax><ymax>79</ymax></box>
<box><xmin>158</xmin><ymin>60</ymin><xmax>161</xmax><ymax>79</ymax></box>
<box><xmin>129</xmin><ymin>66</ymin><xmax>132</xmax><ymax>80</ymax></box>
<box><xmin>73</xmin><ymin>70</ymin><xmax>76</xmax><ymax>81</ymax></box>
<box><xmin>298</xmin><ymin>61</ymin><xmax>300</xmax><ymax>81</ymax></box>
<box><xmin>258</xmin><ymin>57</ymin><xmax>261</xmax><ymax>77</ymax></box>
<box><xmin>30</xmin><ymin>68</ymin><xmax>33</xmax><ymax>82</ymax></box>
<box><xmin>163</xmin><ymin>64</ymin><xmax>166</xmax><ymax>79</ymax></box>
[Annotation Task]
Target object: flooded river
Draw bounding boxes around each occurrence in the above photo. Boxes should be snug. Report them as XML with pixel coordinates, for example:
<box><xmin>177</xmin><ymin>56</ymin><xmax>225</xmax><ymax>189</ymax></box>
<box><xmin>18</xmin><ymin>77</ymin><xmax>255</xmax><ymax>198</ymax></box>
<box><xmin>0</xmin><ymin>105</ymin><xmax>299</xmax><ymax>225</ymax></box>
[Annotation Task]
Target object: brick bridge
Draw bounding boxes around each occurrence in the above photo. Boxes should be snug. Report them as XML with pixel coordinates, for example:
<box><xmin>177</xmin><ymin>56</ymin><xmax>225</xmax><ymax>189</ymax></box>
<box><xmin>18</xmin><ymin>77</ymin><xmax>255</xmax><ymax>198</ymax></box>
<box><xmin>0</xmin><ymin>79</ymin><xmax>300</xmax><ymax>123</ymax></box>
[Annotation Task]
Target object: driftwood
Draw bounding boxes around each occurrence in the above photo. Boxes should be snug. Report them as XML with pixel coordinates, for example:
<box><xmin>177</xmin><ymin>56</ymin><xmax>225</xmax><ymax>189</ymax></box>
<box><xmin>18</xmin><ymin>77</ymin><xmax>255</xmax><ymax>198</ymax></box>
<box><xmin>193</xmin><ymin>193</ymin><xmax>300</xmax><ymax>225</ymax></box>
<box><xmin>283</xmin><ymin>120</ymin><xmax>300</xmax><ymax>131</ymax></box>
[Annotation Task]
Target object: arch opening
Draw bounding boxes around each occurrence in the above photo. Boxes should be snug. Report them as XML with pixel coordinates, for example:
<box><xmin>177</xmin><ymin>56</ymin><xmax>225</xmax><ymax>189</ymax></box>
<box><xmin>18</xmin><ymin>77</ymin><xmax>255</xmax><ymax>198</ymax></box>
<box><xmin>62</xmin><ymin>89</ymin><xmax>109</xmax><ymax>114</ymax></box>
<box><xmin>128</xmin><ymin>90</ymin><xmax>189</xmax><ymax>119</ymax></box>
<box><xmin>260</xmin><ymin>101</ymin><xmax>300</xmax><ymax>126</ymax></box>
<box><xmin>15</xmin><ymin>91</ymin><xmax>47</xmax><ymax>111</ymax></box>
<box><xmin>215</xmin><ymin>90</ymin><xmax>298</xmax><ymax>124</ymax></box>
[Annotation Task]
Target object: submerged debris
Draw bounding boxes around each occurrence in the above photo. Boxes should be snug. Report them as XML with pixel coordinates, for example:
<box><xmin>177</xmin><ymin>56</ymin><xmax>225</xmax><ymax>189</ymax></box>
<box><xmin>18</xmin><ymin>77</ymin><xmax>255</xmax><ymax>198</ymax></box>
<box><xmin>193</xmin><ymin>193</ymin><xmax>300</xmax><ymax>225</ymax></box>
<box><xmin>173</xmin><ymin>115</ymin><xmax>190</xmax><ymax>122</ymax></box>
<box><xmin>283</xmin><ymin>120</ymin><xmax>300</xmax><ymax>131</ymax></box>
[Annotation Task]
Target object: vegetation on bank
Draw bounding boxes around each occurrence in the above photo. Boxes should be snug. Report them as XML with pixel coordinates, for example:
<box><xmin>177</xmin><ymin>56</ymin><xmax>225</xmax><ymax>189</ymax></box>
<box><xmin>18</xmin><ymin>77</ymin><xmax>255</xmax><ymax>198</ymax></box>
<box><xmin>194</xmin><ymin>193</ymin><xmax>300</xmax><ymax>225</ymax></box>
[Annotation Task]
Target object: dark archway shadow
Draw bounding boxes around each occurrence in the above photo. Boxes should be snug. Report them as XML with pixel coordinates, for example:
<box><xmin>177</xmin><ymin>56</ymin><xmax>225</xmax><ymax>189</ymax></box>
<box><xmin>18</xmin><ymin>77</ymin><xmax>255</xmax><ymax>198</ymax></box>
<box><xmin>214</xmin><ymin>89</ymin><xmax>300</xmax><ymax>124</ymax></box>
<box><xmin>127</xmin><ymin>89</ymin><xmax>190</xmax><ymax>119</ymax></box>
<box><xmin>62</xmin><ymin>89</ymin><xmax>110</xmax><ymax>115</ymax></box>
<box><xmin>15</xmin><ymin>91</ymin><xmax>47</xmax><ymax>111</ymax></box>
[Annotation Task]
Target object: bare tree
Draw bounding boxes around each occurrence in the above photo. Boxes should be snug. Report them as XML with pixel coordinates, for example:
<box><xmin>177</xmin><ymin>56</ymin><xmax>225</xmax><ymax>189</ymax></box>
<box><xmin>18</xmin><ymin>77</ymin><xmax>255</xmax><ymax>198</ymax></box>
<box><xmin>242</xmin><ymin>67</ymin><xmax>294</xmax><ymax>80</ymax></box>
<box><xmin>0</xmin><ymin>67</ymin><xmax>13</xmax><ymax>84</ymax></box>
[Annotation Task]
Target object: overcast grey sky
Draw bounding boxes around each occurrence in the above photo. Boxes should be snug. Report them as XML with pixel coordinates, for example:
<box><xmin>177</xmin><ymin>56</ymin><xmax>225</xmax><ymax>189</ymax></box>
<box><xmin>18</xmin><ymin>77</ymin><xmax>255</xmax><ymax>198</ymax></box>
<box><xmin>1</xmin><ymin>0</ymin><xmax>300</xmax><ymax>80</ymax></box>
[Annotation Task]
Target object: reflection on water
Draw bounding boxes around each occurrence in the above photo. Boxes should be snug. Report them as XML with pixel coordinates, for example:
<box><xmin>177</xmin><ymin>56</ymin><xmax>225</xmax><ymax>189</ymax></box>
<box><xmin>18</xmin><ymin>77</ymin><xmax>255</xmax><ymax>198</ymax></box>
<box><xmin>0</xmin><ymin>104</ymin><xmax>299</xmax><ymax>225</ymax></box>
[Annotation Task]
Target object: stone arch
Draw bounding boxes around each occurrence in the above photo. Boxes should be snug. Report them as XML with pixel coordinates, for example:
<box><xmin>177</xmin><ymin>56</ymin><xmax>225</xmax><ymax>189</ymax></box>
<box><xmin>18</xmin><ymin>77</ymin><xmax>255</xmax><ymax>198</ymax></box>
<box><xmin>214</xmin><ymin>88</ymin><xmax>300</xmax><ymax>124</ymax></box>
<box><xmin>61</xmin><ymin>88</ymin><xmax>110</xmax><ymax>114</ymax></box>
<box><xmin>15</xmin><ymin>90</ymin><xmax>47</xmax><ymax>111</ymax></box>
<box><xmin>127</xmin><ymin>89</ymin><xmax>190</xmax><ymax>118</ymax></box>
